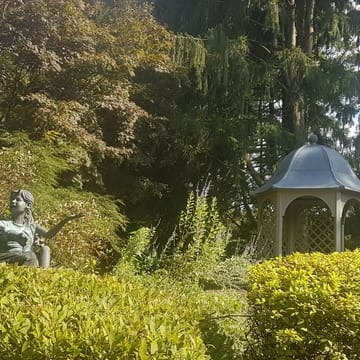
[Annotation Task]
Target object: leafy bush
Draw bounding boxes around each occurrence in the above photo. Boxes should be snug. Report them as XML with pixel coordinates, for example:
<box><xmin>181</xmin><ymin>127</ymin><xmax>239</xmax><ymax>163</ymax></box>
<box><xmin>246</xmin><ymin>251</ymin><xmax>360</xmax><ymax>359</ymax></box>
<box><xmin>140</xmin><ymin>272</ymin><xmax>247</xmax><ymax>360</ymax></box>
<box><xmin>0</xmin><ymin>265</ymin><xmax>208</xmax><ymax>359</ymax></box>
<box><xmin>0</xmin><ymin>0</ymin><xmax>172</xmax><ymax>159</ymax></box>
<box><xmin>0</xmin><ymin>264</ymin><xmax>247</xmax><ymax>360</ymax></box>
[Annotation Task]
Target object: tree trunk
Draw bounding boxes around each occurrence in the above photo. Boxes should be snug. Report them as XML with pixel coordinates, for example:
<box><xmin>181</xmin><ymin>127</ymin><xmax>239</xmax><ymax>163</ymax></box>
<box><xmin>281</xmin><ymin>0</ymin><xmax>313</xmax><ymax>148</ymax></box>
<box><xmin>303</xmin><ymin>0</ymin><xmax>315</xmax><ymax>55</ymax></box>
<box><xmin>282</xmin><ymin>88</ymin><xmax>305</xmax><ymax>147</ymax></box>
<box><xmin>286</xmin><ymin>0</ymin><xmax>297</xmax><ymax>49</ymax></box>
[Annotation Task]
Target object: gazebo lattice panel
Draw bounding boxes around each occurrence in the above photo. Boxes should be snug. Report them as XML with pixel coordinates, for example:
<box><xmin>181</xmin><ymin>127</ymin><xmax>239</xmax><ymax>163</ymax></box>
<box><xmin>256</xmin><ymin>200</ymin><xmax>276</xmax><ymax>258</ymax></box>
<box><xmin>294</xmin><ymin>206</ymin><xmax>334</xmax><ymax>253</ymax></box>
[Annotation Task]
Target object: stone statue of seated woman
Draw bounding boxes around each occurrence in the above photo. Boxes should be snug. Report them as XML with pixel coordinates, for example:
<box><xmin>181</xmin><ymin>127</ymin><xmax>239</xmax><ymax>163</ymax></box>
<box><xmin>0</xmin><ymin>189</ymin><xmax>83</xmax><ymax>268</ymax></box>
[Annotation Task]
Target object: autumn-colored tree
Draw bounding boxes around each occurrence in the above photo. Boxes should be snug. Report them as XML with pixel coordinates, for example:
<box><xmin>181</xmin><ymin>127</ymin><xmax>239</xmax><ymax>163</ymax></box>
<box><xmin>0</xmin><ymin>0</ymin><xmax>173</xmax><ymax>187</ymax></box>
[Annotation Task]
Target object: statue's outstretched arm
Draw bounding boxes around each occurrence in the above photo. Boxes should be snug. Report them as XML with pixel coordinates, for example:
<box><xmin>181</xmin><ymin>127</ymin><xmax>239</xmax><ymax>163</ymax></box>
<box><xmin>36</xmin><ymin>213</ymin><xmax>84</xmax><ymax>239</ymax></box>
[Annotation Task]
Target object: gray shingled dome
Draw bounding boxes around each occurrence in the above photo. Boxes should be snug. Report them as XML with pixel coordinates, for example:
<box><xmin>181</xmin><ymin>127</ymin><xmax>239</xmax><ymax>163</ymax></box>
<box><xmin>252</xmin><ymin>136</ymin><xmax>360</xmax><ymax>195</ymax></box>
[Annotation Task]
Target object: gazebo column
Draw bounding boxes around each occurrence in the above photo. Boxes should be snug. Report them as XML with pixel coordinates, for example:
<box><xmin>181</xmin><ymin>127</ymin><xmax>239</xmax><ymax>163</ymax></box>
<box><xmin>275</xmin><ymin>213</ymin><xmax>283</xmax><ymax>256</ymax></box>
<box><xmin>275</xmin><ymin>195</ymin><xmax>284</xmax><ymax>256</ymax></box>
<box><xmin>334</xmin><ymin>192</ymin><xmax>344</xmax><ymax>252</ymax></box>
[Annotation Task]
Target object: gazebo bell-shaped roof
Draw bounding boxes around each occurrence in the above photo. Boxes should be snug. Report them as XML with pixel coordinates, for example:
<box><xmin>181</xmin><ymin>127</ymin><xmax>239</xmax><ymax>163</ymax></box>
<box><xmin>252</xmin><ymin>134</ymin><xmax>360</xmax><ymax>196</ymax></box>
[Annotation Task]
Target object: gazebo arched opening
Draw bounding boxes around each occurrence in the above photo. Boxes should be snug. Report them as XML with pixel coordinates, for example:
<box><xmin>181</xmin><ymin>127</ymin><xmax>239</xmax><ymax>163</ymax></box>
<box><xmin>283</xmin><ymin>197</ymin><xmax>334</xmax><ymax>255</ymax></box>
<box><xmin>343</xmin><ymin>199</ymin><xmax>360</xmax><ymax>250</ymax></box>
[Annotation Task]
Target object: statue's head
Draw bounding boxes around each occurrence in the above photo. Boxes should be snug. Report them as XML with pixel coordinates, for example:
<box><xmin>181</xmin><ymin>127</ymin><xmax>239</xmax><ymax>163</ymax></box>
<box><xmin>9</xmin><ymin>189</ymin><xmax>35</xmax><ymax>224</ymax></box>
<box><xmin>10</xmin><ymin>189</ymin><xmax>34</xmax><ymax>209</ymax></box>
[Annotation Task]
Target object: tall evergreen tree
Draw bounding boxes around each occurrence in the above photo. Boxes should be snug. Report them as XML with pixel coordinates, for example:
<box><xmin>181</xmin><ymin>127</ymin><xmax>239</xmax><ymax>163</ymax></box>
<box><xmin>149</xmin><ymin>0</ymin><xmax>360</xmax><ymax>241</ymax></box>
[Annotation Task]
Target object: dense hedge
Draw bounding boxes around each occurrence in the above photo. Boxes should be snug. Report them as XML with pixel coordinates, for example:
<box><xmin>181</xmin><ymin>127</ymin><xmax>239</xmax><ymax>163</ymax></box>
<box><xmin>246</xmin><ymin>251</ymin><xmax>360</xmax><ymax>359</ymax></box>
<box><xmin>0</xmin><ymin>265</ymin><xmax>213</xmax><ymax>359</ymax></box>
<box><xmin>0</xmin><ymin>264</ymin><xmax>246</xmax><ymax>359</ymax></box>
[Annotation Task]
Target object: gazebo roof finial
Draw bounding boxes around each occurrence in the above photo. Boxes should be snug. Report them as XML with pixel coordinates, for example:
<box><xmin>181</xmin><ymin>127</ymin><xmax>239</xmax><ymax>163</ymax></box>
<box><xmin>309</xmin><ymin>133</ymin><xmax>318</xmax><ymax>144</ymax></box>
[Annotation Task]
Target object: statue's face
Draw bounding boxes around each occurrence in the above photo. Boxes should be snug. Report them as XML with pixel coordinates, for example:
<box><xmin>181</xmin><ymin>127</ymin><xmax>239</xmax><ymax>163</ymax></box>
<box><xmin>9</xmin><ymin>193</ymin><xmax>28</xmax><ymax>215</ymax></box>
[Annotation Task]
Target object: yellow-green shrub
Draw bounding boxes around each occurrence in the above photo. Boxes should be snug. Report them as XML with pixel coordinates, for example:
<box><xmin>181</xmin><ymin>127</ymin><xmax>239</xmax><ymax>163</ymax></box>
<box><xmin>0</xmin><ymin>265</ymin><xmax>211</xmax><ymax>360</ymax></box>
<box><xmin>246</xmin><ymin>251</ymin><xmax>360</xmax><ymax>359</ymax></box>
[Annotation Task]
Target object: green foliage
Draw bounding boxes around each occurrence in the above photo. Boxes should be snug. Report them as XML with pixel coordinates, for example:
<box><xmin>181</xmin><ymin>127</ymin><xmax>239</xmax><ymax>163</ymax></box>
<box><xmin>0</xmin><ymin>132</ymin><xmax>125</xmax><ymax>271</ymax></box>
<box><xmin>113</xmin><ymin>187</ymin><xmax>246</xmax><ymax>293</ymax></box>
<box><xmin>200</xmin><ymin>308</ymin><xmax>248</xmax><ymax>360</ymax></box>
<box><xmin>0</xmin><ymin>132</ymin><xmax>36</xmax><ymax>211</ymax></box>
<box><xmin>0</xmin><ymin>265</ymin><xmax>212</xmax><ymax>359</ymax></box>
<box><xmin>160</xmin><ymin>190</ymin><xmax>230</xmax><ymax>282</ymax></box>
<box><xmin>201</xmin><ymin>256</ymin><xmax>251</xmax><ymax>290</ymax></box>
<box><xmin>0</xmin><ymin>132</ymin><xmax>247</xmax><ymax>358</ymax></box>
<box><xmin>279</xmin><ymin>47</ymin><xmax>317</xmax><ymax>86</ymax></box>
<box><xmin>172</xmin><ymin>34</ymin><xmax>207</xmax><ymax>91</ymax></box>
<box><xmin>1</xmin><ymin>0</ymin><xmax>358</xmax><ymax>279</ymax></box>
<box><xmin>152</xmin><ymin>0</ymin><xmax>360</xmax><ymax>233</ymax></box>
<box><xmin>119</xmin><ymin>227</ymin><xmax>155</xmax><ymax>264</ymax></box>
<box><xmin>246</xmin><ymin>251</ymin><xmax>360</xmax><ymax>359</ymax></box>
<box><xmin>138</xmin><ymin>270</ymin><xmax>247</xmax><ymax>360</ymax></box>
<box><xmin>114</xmin><ymin>189</ymin><xmax>230</xmax><ymax>283</ymax></box>
<box><xmin>113</xmin><ymin>226</ymin><xmax>157</xmax><ymax>275</ymax></box>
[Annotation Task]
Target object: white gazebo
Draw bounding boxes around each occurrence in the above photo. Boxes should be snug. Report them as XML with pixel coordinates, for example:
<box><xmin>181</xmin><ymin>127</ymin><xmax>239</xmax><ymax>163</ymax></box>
<box><xmin>252</xmin><ymin>134</ymin><xmax>360</xmax><ymax>258</ymax></box>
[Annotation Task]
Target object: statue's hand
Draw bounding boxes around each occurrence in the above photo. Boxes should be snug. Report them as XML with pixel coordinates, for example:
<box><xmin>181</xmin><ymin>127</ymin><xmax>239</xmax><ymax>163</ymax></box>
<box><xmin>67</xmin><ymin>212</ymin><xmax>84</xmax><ymax>221</ymax></box>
